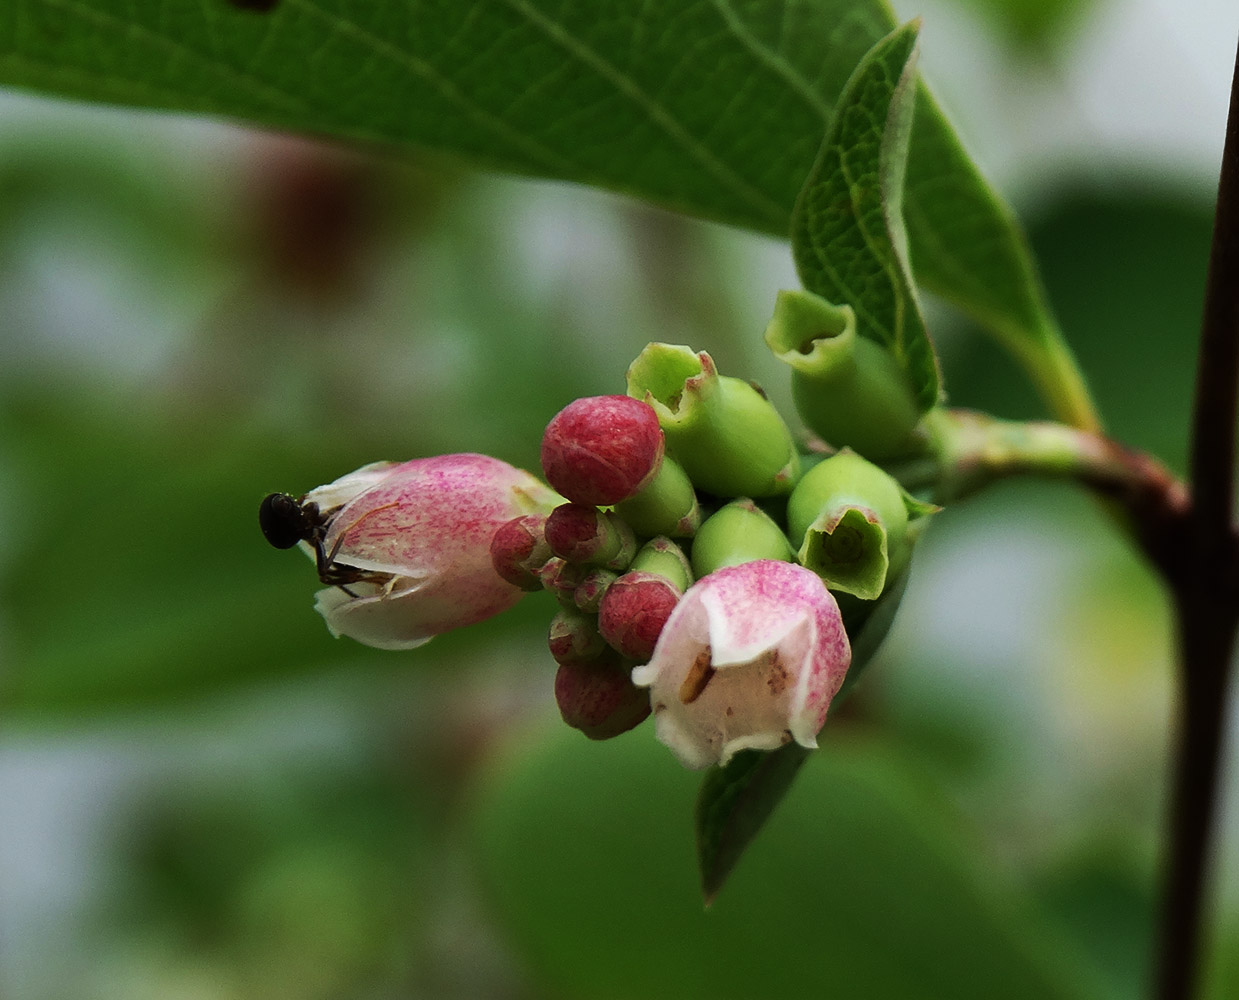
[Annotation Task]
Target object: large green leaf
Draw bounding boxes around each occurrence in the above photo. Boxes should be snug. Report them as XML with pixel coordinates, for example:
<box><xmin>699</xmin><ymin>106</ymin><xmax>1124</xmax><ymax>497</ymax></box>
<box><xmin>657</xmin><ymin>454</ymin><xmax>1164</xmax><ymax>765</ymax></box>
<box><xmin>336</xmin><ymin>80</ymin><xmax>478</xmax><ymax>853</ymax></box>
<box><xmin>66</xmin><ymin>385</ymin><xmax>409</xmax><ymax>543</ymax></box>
<box><xmin>792</xmin><ymin>22</ymin><xmax>940</xmax><ymax>411</ymax></box>
<box><xmin>1</xmin><ymin>0</ymin><xmax>1092</xmax><ymax>425</ymax></box>
<box><xmin>471</xmin><ymin>723</ymin><xmax>1103</xmax><ymax>1000</ymax></box>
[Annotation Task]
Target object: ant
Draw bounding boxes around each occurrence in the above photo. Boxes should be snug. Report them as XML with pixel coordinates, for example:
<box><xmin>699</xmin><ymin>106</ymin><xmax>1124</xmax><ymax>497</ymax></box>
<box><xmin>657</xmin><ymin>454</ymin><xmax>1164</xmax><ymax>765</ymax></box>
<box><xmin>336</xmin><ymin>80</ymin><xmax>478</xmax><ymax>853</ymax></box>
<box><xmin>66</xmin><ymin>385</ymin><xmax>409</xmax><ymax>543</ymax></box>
<box><xmin>258</xmin><ymin>492</ymin><xmax>377</xmax><ymax>595</ymax></box>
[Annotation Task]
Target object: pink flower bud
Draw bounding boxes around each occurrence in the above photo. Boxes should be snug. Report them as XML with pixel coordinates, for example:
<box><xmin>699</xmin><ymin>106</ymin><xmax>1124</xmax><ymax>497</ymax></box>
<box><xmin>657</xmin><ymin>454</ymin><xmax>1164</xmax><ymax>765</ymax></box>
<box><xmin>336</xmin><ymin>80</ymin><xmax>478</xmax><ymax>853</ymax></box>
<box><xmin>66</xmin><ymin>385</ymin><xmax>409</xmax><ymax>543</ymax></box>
<box><xmin>539</xmin><ymin>557</ymin><xmax>589</xmax><ymax>610</ymax></box>
<box><xmin>631</xmin><ymin>560</ymin><xmax>851</xmax><ymax>769</ymax></box>
<box><xmin>555</xmin><ymin>647</ymin><xmax>652</xmax><ymax>740</ymax></box>
<box><xmin>544</xmin><ymin>503</ymin><xmax>637</xmax><ymax>569</ymax></box>
<box><xmin>541</xmin><ymin>395</ymin><xmax>665</xmax><ymax>506</ymax></box>
<box><xmin>573</xmin><ymin>568</ymin><xmax>618</xmax><ymax>613</ymax></box>
<box><xmin>303</xmin><ymin>454</ymin><xmax>558</xmax><ymax>649</ymax></box>
<box><xmin>597</xmin><ymin>572</ymin><xmax>682</xmax><ymax>662</ymax></box>
<box><xmin>490</xmin><ymin>513</ymin><xmax>552</xmax><ymax>591</ymax></box>
<box><xmin>548</xmin><ymin>609</ymin><xmax>607</xmax><ymax>666</ymax></box>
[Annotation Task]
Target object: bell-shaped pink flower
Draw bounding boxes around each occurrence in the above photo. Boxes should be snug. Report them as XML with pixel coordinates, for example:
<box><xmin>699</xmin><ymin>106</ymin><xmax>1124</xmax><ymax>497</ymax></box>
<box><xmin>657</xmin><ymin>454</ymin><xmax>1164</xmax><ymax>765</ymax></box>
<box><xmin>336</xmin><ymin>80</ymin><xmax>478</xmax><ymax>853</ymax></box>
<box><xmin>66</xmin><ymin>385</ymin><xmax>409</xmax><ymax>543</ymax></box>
<box><xmin>631</xmin><ymin>560</ymin><xmax>851</xmax><ymax>769</ymax></box>
<box><xmin>305</xmin><ymin>454</ymin><xmax>559</xmax><ymax>650</ymax></box>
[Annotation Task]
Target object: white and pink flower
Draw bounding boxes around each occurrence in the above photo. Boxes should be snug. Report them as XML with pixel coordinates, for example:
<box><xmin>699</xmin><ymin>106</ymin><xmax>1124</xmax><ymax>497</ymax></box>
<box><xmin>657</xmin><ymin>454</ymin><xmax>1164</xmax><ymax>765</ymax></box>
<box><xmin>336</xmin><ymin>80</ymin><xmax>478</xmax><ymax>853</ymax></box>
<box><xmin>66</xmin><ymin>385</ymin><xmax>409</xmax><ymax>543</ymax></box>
<box><xmin>305</xmin><ymin>454</ymin><xmax>558</xmax><ymax>650</ymax></box>
<box><xmin>631</xmin><ymin>560</ymin><xmax>851</xmax><ymax>769</ymax></box>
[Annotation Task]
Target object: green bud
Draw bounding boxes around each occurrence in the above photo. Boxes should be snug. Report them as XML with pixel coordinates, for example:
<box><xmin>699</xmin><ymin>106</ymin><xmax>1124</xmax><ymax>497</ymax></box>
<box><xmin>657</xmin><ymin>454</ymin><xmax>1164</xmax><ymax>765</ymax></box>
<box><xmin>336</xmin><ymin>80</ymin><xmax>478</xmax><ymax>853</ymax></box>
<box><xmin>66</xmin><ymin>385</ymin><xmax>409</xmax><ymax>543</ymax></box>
<box><xmin>629</xmin><ymin>536</ymin><xmax>693</xmax><ymax>592</ymax></box>
<box><xmin>764</xmin><ymin>289</ymin><xmax>922</xmax><ymax>460</ymax></box>
<box><xmin>690</xmin><ymin>498</ymin><xmax>793</xmax><ymax>577</ymax></box>
<box><xmin>614</xmin><ymin>455</ymin><xmax>701</xmax><ymax>538</ymax></box>
<box><xmin>787</xmin><ymin>450</ymin><xmax>908</xmax><ymax>600</ymax></box>
<box><xmin>626</xmin><ymin>343</ymin><xmax>800</xmax><ymax>498</ymax></box>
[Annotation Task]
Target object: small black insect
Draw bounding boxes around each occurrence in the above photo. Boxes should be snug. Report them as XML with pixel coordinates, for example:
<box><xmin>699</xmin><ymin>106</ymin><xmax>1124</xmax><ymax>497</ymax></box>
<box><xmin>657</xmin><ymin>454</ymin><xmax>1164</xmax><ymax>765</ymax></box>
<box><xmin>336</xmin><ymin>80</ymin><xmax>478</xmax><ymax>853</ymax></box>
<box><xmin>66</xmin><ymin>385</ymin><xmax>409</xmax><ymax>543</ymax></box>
<box><xmin>259</xmin><ymin>492</ymin><xmax>375</xmax><ymax>593</ymax></box>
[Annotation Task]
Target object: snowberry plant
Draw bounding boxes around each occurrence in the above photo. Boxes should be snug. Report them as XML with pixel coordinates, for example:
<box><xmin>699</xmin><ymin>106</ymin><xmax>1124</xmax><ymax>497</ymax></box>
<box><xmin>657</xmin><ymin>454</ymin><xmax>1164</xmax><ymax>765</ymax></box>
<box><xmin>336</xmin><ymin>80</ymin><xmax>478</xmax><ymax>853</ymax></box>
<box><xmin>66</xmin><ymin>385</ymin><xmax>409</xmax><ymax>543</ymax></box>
<box><xmin>8</xmin><ymin>5</ymin><xmax>1237</xmax><ymax>1000</ymax></box>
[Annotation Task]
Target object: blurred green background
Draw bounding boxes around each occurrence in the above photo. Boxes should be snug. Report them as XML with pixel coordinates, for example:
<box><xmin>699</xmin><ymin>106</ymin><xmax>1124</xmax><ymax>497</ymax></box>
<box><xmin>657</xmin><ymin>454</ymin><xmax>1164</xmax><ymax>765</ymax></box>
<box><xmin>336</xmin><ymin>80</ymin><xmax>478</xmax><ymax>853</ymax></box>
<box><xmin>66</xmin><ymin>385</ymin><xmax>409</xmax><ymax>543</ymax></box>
<box><xmin>2</xmin><ymin>0</ymin><xmax>1239</xmax><ymax>998</ymax></box>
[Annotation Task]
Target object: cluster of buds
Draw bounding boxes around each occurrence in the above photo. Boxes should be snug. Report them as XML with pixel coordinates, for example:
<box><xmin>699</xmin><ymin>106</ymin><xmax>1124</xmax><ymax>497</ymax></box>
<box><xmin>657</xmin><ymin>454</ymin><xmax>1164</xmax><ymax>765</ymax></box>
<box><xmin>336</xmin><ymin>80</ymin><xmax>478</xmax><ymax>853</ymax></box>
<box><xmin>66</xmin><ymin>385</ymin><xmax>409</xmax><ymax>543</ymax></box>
<box><xmin>261</xmin><ymin>291</ymin><xmax>935</xmax><ymax>770</ymax></box>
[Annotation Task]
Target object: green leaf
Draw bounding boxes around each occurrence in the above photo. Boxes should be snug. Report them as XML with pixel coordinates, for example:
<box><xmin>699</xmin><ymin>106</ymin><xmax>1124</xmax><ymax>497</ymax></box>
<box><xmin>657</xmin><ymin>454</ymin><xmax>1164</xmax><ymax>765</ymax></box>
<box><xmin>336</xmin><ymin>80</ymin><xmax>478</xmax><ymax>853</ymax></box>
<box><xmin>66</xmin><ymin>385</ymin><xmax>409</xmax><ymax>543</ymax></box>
<box><xmin>472</xmin><ymin>724</ymin><xmax>1102</xmax><ymax>1000</ymax></box>
<box><xmin>696</xmin><ymin>742</ymin><xmax>811</xmax><ymax>904</ymax></box>
<box><xmin>1</xmin><ymin>0</ymin><xmax>1093</xmax><ymax>425</ymax></box>
<box><xmin>791</xmin><ymin>23</ymin><xmax>939</xmax><ymax>412</ymax></box>
<box><xmin>902</xmin><ymin>91</ymin><xmax>1099</xmax><ymax>430</ymax></box>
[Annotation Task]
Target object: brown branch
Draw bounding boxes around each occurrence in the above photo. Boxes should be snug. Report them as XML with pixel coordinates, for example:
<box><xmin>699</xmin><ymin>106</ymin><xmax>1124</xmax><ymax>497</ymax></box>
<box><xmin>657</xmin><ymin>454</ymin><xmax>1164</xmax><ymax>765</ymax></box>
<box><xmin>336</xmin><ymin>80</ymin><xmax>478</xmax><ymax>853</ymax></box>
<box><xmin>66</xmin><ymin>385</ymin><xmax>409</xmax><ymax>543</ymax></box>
<box><xmin>1153</xmin><ymin>30</ymin><xmax>1239</xmax><ymax>1000</ymax></box>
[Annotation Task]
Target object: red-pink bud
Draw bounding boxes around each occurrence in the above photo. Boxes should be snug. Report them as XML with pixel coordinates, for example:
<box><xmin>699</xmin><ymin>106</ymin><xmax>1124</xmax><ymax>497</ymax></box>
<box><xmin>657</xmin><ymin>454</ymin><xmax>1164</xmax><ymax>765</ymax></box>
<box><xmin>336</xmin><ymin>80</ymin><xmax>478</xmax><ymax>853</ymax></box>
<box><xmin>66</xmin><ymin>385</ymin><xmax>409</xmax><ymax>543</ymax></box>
<box><xmin>554</xmin><ymin>648</ymin><xmax>652</xmax><ymax>740</ymax></box>
<box><xmin>597</xmin><ymin>571</ymin><xmax>682</xmax><ymax>662</ymax></box>
<box><xmin>548</xmin><ymin>609</ymin><xmax>606</xmax><ymax>666</ymax></box>
<box><xmin>540</xmin><ymin>395</ymin><xmax>665</xmax><ymax>506</ymax></box>
<box><xmin>490</xmin><ymin>514</ymin><xmax>552</xmax><ymax>591</ymax></box>
<box><xmin>573</xmin><ymin>568</ymin><xmax>618</xmax><ymax>613</ymax></box>
<box><xmin>544</xmin><ymin>503</ymin><xmax>636</xmax><ymax>569</ymax></box>
<box><xmin>539</xmin><ymin>557</ymin><xmax>588</xmax><ymax>608</ymax></box>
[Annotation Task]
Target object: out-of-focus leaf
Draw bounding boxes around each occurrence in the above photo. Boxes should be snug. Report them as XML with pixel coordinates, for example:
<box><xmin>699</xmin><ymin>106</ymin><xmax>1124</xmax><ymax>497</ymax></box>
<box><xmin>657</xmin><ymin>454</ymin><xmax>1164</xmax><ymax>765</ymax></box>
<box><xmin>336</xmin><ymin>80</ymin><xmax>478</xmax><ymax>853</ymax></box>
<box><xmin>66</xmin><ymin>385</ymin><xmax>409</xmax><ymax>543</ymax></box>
<box><xmin>2</xmin><ymin>0</ymin><xmax>1080</xmax><ymax>421</ymax></box>
<box><xmin>941</xmin><ymin>187</ymin><xmax>1213</xmax><ymax>468</ymax></box>
<box><xmin>944</xmin><ymin>0</ymin><xmax>1094</xmax><ymax>51</ymax></box>
<box><xmin>793</xmin><ymin>23</ymin><xmax>940</xmax><ymax>412</ymax></box>
<box><xmin>1031</xmin><ymin>841</ymin><xmax>1153</xmax><ymax>1000</ymax></box>
<box><xmin>0</xmin><ymin>387</ymin><xmax>546</xmax><ymax>713</ymax></box>
<box><xmin>472</xmin><ymin>723</ymin><xmax>1104</xmax><ymax>1000</ymax></box>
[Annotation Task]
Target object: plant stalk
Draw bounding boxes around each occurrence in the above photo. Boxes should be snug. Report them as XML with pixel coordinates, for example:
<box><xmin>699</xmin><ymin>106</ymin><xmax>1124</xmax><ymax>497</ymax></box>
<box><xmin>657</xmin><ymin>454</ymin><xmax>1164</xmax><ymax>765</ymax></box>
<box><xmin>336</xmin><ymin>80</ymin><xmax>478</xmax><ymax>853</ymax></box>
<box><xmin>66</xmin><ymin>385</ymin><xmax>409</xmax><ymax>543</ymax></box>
<box><xmin>1153</xmin><ymin>30</ymin><xmax>1239</xmax><ymax>1000</ymax></box>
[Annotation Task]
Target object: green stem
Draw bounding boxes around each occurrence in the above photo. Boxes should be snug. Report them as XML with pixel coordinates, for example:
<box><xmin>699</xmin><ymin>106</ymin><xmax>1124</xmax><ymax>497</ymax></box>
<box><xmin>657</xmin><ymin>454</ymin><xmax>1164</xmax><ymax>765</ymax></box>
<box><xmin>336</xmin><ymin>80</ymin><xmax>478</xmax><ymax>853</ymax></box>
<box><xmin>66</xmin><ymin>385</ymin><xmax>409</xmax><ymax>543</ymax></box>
<box><xmin>914</xmin><ymin>408</ymin><xmax>1186</xmax><ymax>532</ymax></box>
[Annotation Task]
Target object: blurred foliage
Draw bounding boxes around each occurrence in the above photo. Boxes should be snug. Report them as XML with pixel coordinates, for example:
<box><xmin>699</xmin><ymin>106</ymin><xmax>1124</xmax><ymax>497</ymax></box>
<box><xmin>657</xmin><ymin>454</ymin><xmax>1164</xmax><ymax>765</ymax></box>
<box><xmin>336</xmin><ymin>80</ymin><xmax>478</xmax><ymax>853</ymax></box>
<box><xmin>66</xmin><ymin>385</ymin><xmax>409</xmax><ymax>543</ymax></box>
<box><xmin>471</xmin><ymin>722</ymin><xmax>1104</xmax><ymax>1000</ymax></box>
<box><xmin>943</xmin><ymin>0</ymin><xmax>1097</xmax><ymax>51</ymax></box>
<box><xmin>0</xmin><ymin>7</ymin><xmax>1233</xmax><ymax>995</ymax></box>
<box><xmin>940</xmin><ymin>185</ymin><xmax>1214</xmax><ymax>469</ymax></box>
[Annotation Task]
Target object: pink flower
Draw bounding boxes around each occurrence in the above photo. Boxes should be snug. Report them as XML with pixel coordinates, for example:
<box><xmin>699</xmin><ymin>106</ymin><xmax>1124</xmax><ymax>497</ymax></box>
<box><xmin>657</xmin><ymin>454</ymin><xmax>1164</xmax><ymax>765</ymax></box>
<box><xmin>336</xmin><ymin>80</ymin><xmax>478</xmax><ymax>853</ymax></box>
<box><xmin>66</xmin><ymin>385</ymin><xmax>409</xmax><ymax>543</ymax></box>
<box><xmin>631</xmin><ymin>560</ymin><xmax>851</xmax><ymax>769</ymax></box>
<box><xmin>304</xmin><ymin>454</ymin><xmax>558</xmax><ymax>650</ymax></box>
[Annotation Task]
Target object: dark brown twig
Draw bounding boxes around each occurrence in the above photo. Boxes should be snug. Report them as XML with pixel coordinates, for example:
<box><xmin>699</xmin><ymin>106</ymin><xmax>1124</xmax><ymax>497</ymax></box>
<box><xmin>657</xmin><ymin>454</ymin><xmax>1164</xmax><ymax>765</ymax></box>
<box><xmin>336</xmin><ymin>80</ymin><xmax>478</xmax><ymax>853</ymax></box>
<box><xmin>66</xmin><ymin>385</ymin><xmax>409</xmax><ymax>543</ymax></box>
<box><xmin>1153</xmin><ymin>30</ymin><xmax>1239</xmax><ymax>1000</ymax></box>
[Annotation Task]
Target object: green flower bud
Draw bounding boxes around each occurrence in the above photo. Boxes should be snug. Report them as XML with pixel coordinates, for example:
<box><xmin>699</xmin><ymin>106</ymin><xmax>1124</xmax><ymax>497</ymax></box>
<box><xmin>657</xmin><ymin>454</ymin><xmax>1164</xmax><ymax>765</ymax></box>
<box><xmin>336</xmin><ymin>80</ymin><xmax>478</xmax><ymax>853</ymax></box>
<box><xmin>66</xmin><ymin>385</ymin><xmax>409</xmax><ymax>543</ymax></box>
<box><xmin>614</xmin><ymin>455</ymin><xmax>701</xmax><ymax>538</ymax></box>
<box><xmin>787</xmin><ymin>450</ymin><xmax>908</xmax><ymax>600</ymax></box>
<box><xmin>764</xmin><ymin>289</ymin><xmax>922</xmax><ymax>460</ymax></box>
<box><xmin>626</xmin><ymin>343</ymin><xmax>800</xmax><ymax>498</ymax></box>
<box><xmin>690</xmin><ymin>498</ymin><xmax>793</xmax><ymax>577</ymax></box>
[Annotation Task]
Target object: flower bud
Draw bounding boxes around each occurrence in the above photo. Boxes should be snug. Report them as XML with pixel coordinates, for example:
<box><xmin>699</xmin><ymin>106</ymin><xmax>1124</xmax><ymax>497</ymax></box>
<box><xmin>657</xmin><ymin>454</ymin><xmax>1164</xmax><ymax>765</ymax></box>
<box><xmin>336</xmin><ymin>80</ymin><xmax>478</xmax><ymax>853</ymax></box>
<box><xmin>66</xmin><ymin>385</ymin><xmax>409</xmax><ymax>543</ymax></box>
<box><xmin>690</xmin><ymin>498</ymin><xmax>793</xmax><ymax>578</ymax></box>
<box><xmin>298</xmin><ymin>454</ymin><xmax>558</xmax><ymax>649</ymax></box>
<box><xmin>490</xmin><ymin>513</ymin><xmax>552</xmax><ymax>591</ymax></box>
<box><xmin>544</xmin><ymin>503</ymin><xmax>637</xmax><ymax>569</ymax></box>
<box><xmin>555</xmin><ymin>647</ymin><xmax>652</xmax><ymax>740</ymax></box>
<box><xmin>548</xmin><ymin>608</ymin><xmax>607</xmax><ymax>665</ymax></box>
<box><xmin>626</xmin><ymin>343</ymin><xmax>799</xmax><ymax>498</ymax></box>
<box><xmin>764</xmin><ymin>289</ymin><xmax>922</xmax><ymax>460</ymax></box>
<box><xmin>631</xmin><ymin>560</ymin><xmax>850</xmax><ymax>769</ymax></box>
<box><xmin>614</xmin><ymin>455</ymin><xmax>701</xmax><ymax>538</ymax></box>
<box><xmin>786</xmin><ymin>451</ymin><xmax>908</xmax><ymax>600</ymax></box>
<box><xmin>598</xmin><ymin>572</ymin><xmax>682</xmax><ymax>662</ymax></box>
<box><xmin>540</xmin><ymin>557</ymin><xmax>589</xmax><ymax>609</ymax></box>
<box><xmin>541</xmin><ymin>395</ymin><xmax>665</xmax><ymax>506</ymax></box>
<box><xmin>573</xmin><ymin>568</ymin><xmax>618</xmax><ymax>613</ymax></box>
